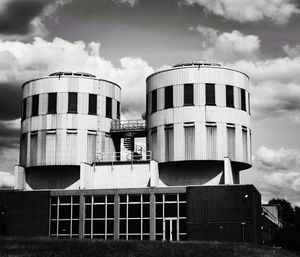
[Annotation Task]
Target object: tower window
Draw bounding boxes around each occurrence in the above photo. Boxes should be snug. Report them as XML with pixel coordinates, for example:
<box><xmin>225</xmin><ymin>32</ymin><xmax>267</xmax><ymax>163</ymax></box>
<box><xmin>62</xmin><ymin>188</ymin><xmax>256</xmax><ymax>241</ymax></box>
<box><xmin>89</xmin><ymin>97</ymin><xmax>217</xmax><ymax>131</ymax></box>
<box><xmin>184</xmin><ymin>123</ymin><xmax>195</xmax><ymax>160</ymax></box>
<box><xmin>22</xmin><ymin>98</ymin><xmax>27</xmax><ymax>120</ymax></box>
<box><xmin>184</xmin><ymin>84</ymin><xmax>194</xmax><ymax>106</ymax></box>
<box><xmin>241</xmin><ymin>89</ymin><xmax>246</xmax><ymax>111</ymax></box>
<box><xmin>68</xmin><ymin>93</ymin><xmax>77</xmax><ymax>113</ymax></box>
<box><xmin>48</xmin><ymin>93</ymin><xmax>57</xmax><ymax>114</ymax></box>
<box><xmin>165</xmin><ymin>124</ymin><xmax>174</xmax><ymax>161</ymax></box>
<box><xmin>206</xmin><ymin>123</ymin><xmax>217</xmax><ymax>159</ymax></box>
<box><xmin>164</xmin><ymin>86</ymin><xmax>173</xmax><ymax>109</ymax></box>
<box><xmin>227</xmin><ymin>124</ymin><xmax>235</xmax><ymax>160</ymax></box>
<box><xmin>32</xmin><ymin>95</ymin><xmax>39</xmax><ymax>116</ymax></box>
<box><xmin>106</xmin><ymin>97</ymin><xmax>112</xmax><ymax>118</ymax></box>
<box><xmin>152</xmin><ymin>90</ymin><xmax>157</xmax><ymax>113</ymax></box>
<box><xmin>205</xmin><ymin>83</ymin><xmax>215</xmax><ymax>105</ymax></box>
<box><xmin>248</xmin><ymin>93</ymin><xmax>251</xmax><ymax>114</ymax></box>
<box><xmin>88</xmin><ymin>94</ymin><xmax>97</xmax><ymax>115</ymax></box>
<box><xmin>117</xmin><ymin>101</ymin><xmax>120</xmax><ymax>119</ymax></box>
<box><xmin>226</xmin><ymin>85</ymin><xmax>234</xmax><ymax>108</ymax></box>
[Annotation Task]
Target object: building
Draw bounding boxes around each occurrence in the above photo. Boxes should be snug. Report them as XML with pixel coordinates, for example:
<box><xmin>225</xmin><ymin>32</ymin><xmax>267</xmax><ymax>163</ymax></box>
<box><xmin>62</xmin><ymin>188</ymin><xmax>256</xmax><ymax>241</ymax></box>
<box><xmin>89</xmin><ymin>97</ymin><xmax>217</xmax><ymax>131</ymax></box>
<box><xmin>1</xmin><ymin>61</ymin><xmax>264</xmax><ymax>242</ymax></box>
<box><xmin>261</xmin><ymin>204</ymin><xmax>282</xmax><ymax>243</ymax></box>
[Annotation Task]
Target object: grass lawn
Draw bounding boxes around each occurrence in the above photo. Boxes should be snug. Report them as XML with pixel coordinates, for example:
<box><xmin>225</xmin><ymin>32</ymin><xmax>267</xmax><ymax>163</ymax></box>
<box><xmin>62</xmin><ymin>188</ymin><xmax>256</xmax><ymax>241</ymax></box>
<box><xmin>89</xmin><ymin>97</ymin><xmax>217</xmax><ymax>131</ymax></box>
<box><xmin>0</xmin><ymin>237</ymin><xmax>298</xmax><ymax>257</ymax></box>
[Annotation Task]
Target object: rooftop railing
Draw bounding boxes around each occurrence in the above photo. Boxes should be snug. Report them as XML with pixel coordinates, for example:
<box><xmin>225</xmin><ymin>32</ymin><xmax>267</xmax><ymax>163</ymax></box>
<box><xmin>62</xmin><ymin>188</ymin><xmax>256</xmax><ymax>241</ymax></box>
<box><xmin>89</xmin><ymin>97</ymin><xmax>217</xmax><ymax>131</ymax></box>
<box><xmin>96</xmin><ymin>151</ymin><xmax>151</xmax><ymax>163</ymax></box>
<box><xmin>111</xmin><ymin>119</ymin><xmax>146</xmax><ymax>132</ymax></box>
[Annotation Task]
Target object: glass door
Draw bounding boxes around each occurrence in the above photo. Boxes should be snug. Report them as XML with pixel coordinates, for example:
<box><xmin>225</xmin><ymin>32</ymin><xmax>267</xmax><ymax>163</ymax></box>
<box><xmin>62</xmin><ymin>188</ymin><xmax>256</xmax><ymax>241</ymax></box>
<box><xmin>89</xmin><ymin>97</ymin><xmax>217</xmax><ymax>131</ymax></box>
<box><xmin>163</xmin><ymin>218</ymin><xmax>178</xmax><ymax>241</ymax></box>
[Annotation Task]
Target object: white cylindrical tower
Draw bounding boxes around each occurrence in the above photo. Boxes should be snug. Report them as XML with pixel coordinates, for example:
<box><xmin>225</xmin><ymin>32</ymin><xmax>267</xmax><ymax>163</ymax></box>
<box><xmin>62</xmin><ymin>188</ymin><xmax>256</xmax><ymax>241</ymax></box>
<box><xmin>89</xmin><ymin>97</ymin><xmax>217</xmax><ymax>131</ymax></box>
<box><xmin>146</xmin><ymin>61</ymin><xmax>251</xmax><ymax>186</ymax></box>
<box><xmin>20</xmin><ymin>72</ymin><xmax>121</xmax><ymax>189</ymax></box>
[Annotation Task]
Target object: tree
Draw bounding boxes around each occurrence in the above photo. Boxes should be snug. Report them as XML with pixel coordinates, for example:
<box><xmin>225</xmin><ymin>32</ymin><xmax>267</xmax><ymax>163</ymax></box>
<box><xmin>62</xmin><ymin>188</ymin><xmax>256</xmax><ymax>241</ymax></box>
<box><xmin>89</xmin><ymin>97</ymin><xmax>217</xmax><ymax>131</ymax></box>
<box><xmin>268</xmin><ymin>198</ymin><xmax>295</xmax><ymax>227</ymax></box>
<box><xmin>267</xmin><ymin>199</ymin><xmax>300</xmax><ymax>255</ymax></box>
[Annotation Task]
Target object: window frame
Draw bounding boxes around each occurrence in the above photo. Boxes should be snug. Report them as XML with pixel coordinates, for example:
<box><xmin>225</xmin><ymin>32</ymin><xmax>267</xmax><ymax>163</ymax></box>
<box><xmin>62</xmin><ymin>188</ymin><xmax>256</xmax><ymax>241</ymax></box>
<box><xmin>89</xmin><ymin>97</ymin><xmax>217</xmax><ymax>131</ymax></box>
<box><xmin>226</xmin><ymin>85</ymin><xmax>234</xmax><ymax>108</ymax></box>
<box><xmin>151</xmin><ymin>90</ymin><xmax>157</xmax><ymax>113</ymax></box>
<box><xmin>22</xmin><ymin>98</ymin><xmax>27</xmax><ymax>120</ymax></box>
<box><xmin>88</xmin><ymin>94</ymin><xmax>97</xmax><ymax>115</ymax></box>
<box><xmin>184</xmin><ymin>84</ymin><xmax>194</xmax><ymax>106</ymax></box>
<box><xmin>241</xmin><ymin>89</ymin><xmax>246</xmax><ymax>111</ymax></box>
<box><xmin>164</xmin><ymin>86</ymin><xmax>173</xmax><ymax>109</ymax></box>
<box><xmin>205</xmin><ymin>83</ymin><xmax>215</xmax><ymax>106</ymax></box>
<box><xmin>31</xmin><ymin>95</ymin><xmax>39</xmax><ymax>116</ymax></box>
<box><xmin>68</xmin><ymin>92</ymin><xmax>78</xmax><ymax>114</ymax></box>
<box><xmin>48</xmin><ymin>93</ymin><xmax>57</xmax><ymax>114</ymax></box>
<box><xmin>106</xmin><ymin>97</ymin><xmax>112</xmax><ymax>118</ymax></box>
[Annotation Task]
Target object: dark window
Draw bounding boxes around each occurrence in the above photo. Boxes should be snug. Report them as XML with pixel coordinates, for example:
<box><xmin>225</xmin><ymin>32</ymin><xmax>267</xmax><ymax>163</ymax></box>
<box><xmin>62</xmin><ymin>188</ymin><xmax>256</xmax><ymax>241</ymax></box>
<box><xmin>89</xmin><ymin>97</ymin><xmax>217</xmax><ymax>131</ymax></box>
<box><xmin>117</xmin><ymin>101</ymin><xmax>120</xmax><ymax>119</ymax></box>
<box><xmin>206</xmin><ymin>83</ymin><xmax>215</xmax><ymax>105</ymax></box>
<box><xmin>32</xmin><ymin>95</ymin><xmax>39</xmax><ymax>116</ymax></box>
<box><xmin>68</xmin><ymin>93</ymin><xmax>77</xmax><ymax>113</ymax></box>
<box><xmin>164</xmin><ymin>86</ymin><xmax>173</xmax><ymax>109</ymax></box>
<box><xmin>106</xmin><ymin>97</ymin><xmax>112</xmax><ymax>118</ymax></box>
<box><xmin>248</xmin><ymin>93</ymin><xmax>251</xmax><ymax>114</ymax></box>
<box><xmin>226</xmin><ymin>85</ymin><xmax>234</xmax><ymax>107</ymax></box>
<box><xmin>184</xmin><ymin>84</ymin><xmax>194</xmax><ymax>106</ymax></box>
<box><xmin>22</xmin><ymin>98</ymin><xmax>27</xmax><ymax>120</ymax></box>
<box><xmin>241</xmin><ymin>89</ymin><xmax>246</xmax><ymax>111</ymax></box>
<box><xmin>88</xmin><ymin>94</ymin><xmax>97</xmax><ymax>115</ymax></box>
<box><xmin>152</xmin><ymin>90</ymin><xmax>157</xmax><ymax>113</ymax></box>
<box><xmin>48</xmin><ymin>93</ymin><xmax>57</xmax><ymax>114</ymax></box>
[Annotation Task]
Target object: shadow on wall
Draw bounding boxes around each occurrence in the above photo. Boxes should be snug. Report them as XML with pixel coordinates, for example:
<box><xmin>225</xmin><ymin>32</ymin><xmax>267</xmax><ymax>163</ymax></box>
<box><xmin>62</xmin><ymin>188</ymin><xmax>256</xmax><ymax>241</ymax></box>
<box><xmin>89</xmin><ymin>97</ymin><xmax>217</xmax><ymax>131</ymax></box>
<box><xmin>25</xmin><ymin>166</ymin><xmax>80</xmax><ymax>190</ymax></box>
<box><xmin>159</xmin><ymin>161</ymin><xmax>250</xmax><ymax>186</ymax></box>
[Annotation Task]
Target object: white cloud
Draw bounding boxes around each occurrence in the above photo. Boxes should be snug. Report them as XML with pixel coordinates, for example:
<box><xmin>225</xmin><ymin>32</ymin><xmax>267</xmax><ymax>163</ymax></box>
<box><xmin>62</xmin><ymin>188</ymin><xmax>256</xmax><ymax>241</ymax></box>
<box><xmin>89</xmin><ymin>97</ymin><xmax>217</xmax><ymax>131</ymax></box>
<box><xmin>283</xmin><ymin>44</ymin><xmax>300</xmax><ymax>58</ymax></box>
<box><xmin>202</xmin><ymin>30</ymin><xmax>261</xmax><ymax>62</ymax></box>
<box><xmin>227</xmin><ymin>53</ymin><xmax>300</xmax><ymax>122</ymax></box>
<box><xmin>253</xmin><ymin>146</ymin><xmax>300</xmax><ymax>206</ymax></box>
<box><xmin>188</xmin><ymin>25</ymin><xmax>219</xmax><ymax>47</ymax></box>
<box><xmin>0</xmin><ymin>171</ymin><xmax>14</xmax><ymax>188</ymax></box>
<box><xmin>112</xmin><ymin>0</ymin><xmax>139</xmax><ymax>7</ymax></box>
<box><xmin>182</xmin><ymin>0</ymin><xmax>300</xmax><ymax>24</ymax></box>
<box><xmin>0</xmin><ymin>37</ymin><xmax>154</xmax><ymax>118</ymax></box>
<box><xmin>190</xmin><ymin>27</ymin><xmax>261</xmax><ymax>62</ymax></box>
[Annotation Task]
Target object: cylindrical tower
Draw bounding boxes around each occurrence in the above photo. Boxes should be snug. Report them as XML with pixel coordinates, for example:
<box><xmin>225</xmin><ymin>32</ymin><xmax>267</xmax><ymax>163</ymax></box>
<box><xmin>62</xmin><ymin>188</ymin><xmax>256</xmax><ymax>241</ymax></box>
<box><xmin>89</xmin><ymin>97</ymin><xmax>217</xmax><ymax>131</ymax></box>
<box><xmin>20</xmin><ymin>71</ymin><xmax>121</xmax><ymax>189</ymax></box>
<box><xmin>146</xmin><ymin>61</ymin><xmax>251</xmax><ymax>186</ymax></box>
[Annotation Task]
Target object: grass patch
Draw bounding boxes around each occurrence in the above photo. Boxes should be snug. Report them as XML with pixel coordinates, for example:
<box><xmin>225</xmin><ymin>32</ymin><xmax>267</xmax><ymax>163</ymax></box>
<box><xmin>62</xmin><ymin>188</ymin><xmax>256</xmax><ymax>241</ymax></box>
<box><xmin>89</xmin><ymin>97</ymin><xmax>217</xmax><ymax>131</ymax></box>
<box><xmin>0</xmin><ymin>237</ymin><xmax>298</xmax><ymax>257</ymax></box>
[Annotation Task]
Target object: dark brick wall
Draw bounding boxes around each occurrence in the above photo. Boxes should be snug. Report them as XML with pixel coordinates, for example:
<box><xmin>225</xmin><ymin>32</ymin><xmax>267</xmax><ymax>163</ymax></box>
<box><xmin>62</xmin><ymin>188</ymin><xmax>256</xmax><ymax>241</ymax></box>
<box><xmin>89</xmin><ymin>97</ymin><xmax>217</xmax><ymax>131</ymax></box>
<box><xmin>0</xmin><ymin>190</ymin><xmax>50</xmax><ymax>236</ymax></box>
<box><xmin>186</xmin><ymin>185</ymin><xmax>261</xmax><ymax>243</ymax></box>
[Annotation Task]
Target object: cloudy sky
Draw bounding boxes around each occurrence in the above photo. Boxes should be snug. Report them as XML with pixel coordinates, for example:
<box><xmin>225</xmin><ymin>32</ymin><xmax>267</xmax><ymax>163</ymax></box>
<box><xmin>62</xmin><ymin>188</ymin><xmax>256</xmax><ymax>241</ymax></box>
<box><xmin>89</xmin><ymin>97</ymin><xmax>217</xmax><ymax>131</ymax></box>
<box><xmin>0</xmin><ymin>0</ymin><xmax>300</xmax><ymax>205</ymax></box>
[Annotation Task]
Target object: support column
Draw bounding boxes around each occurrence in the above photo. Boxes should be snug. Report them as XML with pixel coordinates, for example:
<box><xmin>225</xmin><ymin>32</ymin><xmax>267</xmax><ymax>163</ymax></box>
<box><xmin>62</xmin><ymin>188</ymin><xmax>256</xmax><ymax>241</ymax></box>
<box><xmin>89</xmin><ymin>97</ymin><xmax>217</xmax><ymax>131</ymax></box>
<box><xmin>14</xmin><ymin>165</ymin><xmax>25</xmax><ymax>190</ymax></box>
<box><xmin>224</xmin><ymin>157</ymin><xmax>234</xmax><ymax>184</ymax></box>
<box><xmin>150</xmin><ymin>190</ymin><xmax>155</xmax><ymax>240</ymax></box>
<box><xmin>79</xmin><ymin>194</ymin><xmax>85</xmax><ymax>239</ymax></box>
<box><xmin>114</xmin><ymin>192</ymin><xmax>120</xmax><ymax>240</ymax></box>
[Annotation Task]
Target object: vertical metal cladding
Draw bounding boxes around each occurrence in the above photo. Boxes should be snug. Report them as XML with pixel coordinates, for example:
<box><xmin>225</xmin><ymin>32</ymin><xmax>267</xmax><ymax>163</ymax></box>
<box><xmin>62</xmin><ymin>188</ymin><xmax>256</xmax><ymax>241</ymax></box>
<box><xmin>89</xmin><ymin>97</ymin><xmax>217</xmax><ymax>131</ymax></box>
<box><xmin>186</xmin><ymin>185</ymin><xmax>261</xmax><ymax>243</ymax></box>
<box><xmin>20</xmin><ymin>72</ymin><xmax>121</xmax><ymax>168</ymax></box>
<box><xmin>146</xmin><ymin>61</ymin><xmax>251</xmax><ymax>185</ymax></box>
<box><xmin>0</xmin><ymin>191</ymin><xmax>50</xmax><ymax>236</ymax></box>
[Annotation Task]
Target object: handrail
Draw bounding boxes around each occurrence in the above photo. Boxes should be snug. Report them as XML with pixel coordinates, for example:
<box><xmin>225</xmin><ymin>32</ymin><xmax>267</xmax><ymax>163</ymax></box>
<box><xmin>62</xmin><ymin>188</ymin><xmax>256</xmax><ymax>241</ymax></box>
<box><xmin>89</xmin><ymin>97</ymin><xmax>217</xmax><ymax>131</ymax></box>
<box><xmin>111</xmin><ymin>119</ymin><xmax>146</xmax><ymax>131</ymax></box>
<box><xmin>96</xmin><ymin>151</ymin><xmax>152</xmax><ymax>162</ymax></box>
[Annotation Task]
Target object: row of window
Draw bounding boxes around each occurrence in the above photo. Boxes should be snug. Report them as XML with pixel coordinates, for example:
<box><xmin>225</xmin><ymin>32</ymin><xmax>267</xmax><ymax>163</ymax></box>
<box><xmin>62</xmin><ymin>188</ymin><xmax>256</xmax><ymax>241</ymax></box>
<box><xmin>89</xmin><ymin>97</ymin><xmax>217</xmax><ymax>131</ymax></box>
<box><xmin>21</xmin><ymin>93</ymin><xmax>120</xmax><ymax>120</ymax></box>
<box><xmin>50</xmin><ymin>193</ymin><xmax>187</xmax><ymax>241</ymax></box>
<box><xmin>148</xmin><ymin>84</ymin><xmax>249</xmax><ymax>113</ymax></box>
<box><xmin>20</xmin><ymin>130</ymin><xmax>98</xmax><ymax>166</ymax></box>
<box><xmin>150</xmin><ymin>123</ymin><xmax>250</xmax><ymax>162</ymax></box>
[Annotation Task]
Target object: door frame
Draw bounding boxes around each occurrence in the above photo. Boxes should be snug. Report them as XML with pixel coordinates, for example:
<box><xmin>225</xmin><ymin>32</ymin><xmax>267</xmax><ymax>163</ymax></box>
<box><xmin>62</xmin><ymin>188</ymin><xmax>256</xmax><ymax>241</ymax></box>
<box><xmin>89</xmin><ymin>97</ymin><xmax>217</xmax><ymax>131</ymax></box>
<box><xmin>163</xmin><ymin>218</ymin><xmax>178</xmax><ymax>241</ymax></box>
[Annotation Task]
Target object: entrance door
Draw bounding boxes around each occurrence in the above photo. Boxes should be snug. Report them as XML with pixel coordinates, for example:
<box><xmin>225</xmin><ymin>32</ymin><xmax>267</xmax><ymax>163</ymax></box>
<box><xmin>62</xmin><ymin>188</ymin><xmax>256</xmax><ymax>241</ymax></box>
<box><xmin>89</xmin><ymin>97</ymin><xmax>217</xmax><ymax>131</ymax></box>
<box><xmin>163</xmin><ymin>218</ymin><xmax>178</xmax><ymax>241</ymax></box>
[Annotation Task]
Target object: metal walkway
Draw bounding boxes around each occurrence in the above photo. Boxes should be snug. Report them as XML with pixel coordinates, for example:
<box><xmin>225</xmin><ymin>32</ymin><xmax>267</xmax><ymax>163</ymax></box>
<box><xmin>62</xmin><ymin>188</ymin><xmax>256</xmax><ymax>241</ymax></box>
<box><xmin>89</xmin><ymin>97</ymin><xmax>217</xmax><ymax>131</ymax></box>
<box><xmin>110</xmin><ymin>119</ymin><xmax>147</xmax><ymax>138</ymax></box>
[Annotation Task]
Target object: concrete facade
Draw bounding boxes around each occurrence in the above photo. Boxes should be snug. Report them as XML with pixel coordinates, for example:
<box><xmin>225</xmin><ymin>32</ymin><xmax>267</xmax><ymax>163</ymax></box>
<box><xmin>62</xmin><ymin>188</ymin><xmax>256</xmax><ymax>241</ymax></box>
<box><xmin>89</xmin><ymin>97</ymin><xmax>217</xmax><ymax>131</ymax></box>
<box><xmin>19</xmin><ymin>72</ymin><xmax>121</xmax><ymax>189</ymax></box>
<box><xmin>146</xmin><ymin>61</ymin><xmax>251</xmax><ymax>186</ymax></box>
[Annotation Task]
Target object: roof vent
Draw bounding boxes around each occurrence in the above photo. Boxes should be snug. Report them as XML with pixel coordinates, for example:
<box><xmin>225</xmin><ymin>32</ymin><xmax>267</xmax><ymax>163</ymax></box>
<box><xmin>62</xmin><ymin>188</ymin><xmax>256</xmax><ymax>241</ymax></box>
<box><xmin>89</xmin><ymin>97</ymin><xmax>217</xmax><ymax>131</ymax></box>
<box><xmin>49</xmin><ymin>72</ymin><xmax>96</xmax><ymax>78</ymax></box>
<box><xmin>173</xmin><ymin>61</ymin><xmax>221</xmax><ymax>68</ymax></box>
